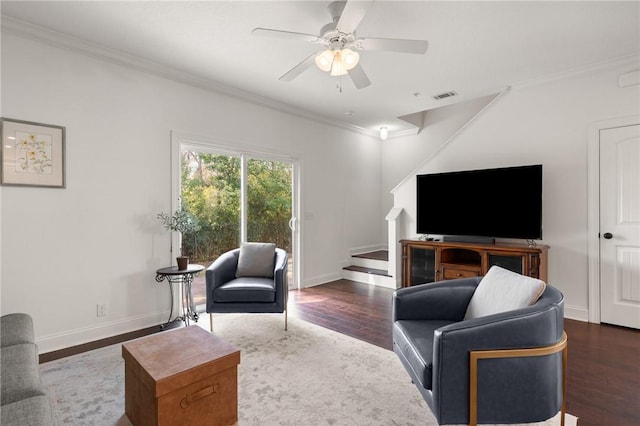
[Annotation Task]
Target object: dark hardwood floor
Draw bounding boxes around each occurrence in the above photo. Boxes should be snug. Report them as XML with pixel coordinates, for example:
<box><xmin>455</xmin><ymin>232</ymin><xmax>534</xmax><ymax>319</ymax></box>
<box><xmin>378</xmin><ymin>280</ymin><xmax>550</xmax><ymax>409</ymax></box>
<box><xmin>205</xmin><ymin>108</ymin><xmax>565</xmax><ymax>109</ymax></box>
<box><xmin>288</xmin><ymin>279</ymin><xmax>394</xmax><ymax>349</ymax></box>
<box><xmin>42</xmin><ymin>279</ymin><xmax>639</xmax><ymax>426</ymax></box>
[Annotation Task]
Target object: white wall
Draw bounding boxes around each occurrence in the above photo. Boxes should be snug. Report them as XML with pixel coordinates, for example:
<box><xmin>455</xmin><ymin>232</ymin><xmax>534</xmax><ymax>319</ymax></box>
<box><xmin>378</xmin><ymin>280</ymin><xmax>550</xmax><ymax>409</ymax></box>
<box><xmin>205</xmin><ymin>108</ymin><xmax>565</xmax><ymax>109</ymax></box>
<box><xmin>0</xmin><ymin>32</ymin><xmax>383</xmax><ymax>352</ymax></box>
<box><xmin>387</xmin><ymin>59</ymin><xmax>640</xmax><ymax>320</ymax></box>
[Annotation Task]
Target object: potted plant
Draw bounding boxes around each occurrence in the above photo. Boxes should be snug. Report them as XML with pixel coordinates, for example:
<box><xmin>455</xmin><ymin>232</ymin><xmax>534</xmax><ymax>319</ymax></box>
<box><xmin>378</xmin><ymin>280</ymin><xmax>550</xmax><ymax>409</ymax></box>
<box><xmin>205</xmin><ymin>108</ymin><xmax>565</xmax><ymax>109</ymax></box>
<box><xmin>157</xmin><ymin>204</ymin><xmax>201</xmax><ymax>270</ymax></box>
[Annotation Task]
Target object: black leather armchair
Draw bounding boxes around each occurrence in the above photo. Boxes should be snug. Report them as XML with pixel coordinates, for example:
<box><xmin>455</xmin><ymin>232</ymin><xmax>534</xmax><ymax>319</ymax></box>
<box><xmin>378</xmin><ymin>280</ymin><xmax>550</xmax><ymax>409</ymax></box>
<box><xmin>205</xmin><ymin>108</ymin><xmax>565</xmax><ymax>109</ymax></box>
<box><xmin>205</xmin><ymin>247</ymin><xmax>288</xmax><ymax>331</ymax></box>
<box><xmin>392</xmin><ymin>277</ymin><xmax>566</xmax><ymax>425</ymax></box>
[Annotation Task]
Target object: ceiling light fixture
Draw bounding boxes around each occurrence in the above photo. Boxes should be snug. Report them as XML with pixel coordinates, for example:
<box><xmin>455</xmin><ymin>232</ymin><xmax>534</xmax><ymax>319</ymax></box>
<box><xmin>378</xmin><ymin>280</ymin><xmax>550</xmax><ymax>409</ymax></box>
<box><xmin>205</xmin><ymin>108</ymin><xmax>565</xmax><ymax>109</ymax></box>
<box><xmin>315</xmin><ymin>48</ymin><xmax>360</xmax><ymax>76</ymax></box>
<box><xmin>380</xmin><ymin>127</ymin><xmax>388</xmax><ymax>141</ymax></box>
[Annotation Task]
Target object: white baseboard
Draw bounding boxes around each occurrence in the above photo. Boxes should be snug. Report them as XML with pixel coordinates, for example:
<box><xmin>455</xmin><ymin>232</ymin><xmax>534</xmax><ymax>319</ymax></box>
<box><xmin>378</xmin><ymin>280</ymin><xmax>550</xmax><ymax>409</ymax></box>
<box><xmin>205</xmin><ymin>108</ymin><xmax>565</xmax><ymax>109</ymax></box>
<box><xmin>303</xmin><ymin>272</ymin><xmax>343</xmax><ymax>288</ymax></box>
<box><xmin>564</xmin><ymin>304</ymin><xmax>589</xmax><ymax>322</ymax></box>
<box><xmin>36</xmin><ymin>311</ymin><xmax>167</xmax><ymax>354</ymax></box>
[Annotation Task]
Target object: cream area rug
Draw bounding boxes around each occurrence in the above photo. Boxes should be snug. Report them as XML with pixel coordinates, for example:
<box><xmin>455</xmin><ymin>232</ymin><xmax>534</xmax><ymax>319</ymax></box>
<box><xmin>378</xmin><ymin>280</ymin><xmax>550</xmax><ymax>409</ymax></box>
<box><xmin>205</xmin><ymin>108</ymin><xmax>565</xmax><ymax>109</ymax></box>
<box><xmin>40</xmin><ymin>314</ymin><xmax>577</xmax><ymax>426</ymax></box>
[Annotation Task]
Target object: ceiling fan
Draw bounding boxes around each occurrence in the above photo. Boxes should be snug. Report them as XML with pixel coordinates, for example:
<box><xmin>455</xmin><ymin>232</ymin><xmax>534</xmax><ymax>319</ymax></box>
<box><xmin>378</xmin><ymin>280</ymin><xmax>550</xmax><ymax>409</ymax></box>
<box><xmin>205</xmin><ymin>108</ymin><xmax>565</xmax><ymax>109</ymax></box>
<box><xmin>252</xmin><ymin>0</ymin><xmax>429</xmax><ymax>89</ymax></box>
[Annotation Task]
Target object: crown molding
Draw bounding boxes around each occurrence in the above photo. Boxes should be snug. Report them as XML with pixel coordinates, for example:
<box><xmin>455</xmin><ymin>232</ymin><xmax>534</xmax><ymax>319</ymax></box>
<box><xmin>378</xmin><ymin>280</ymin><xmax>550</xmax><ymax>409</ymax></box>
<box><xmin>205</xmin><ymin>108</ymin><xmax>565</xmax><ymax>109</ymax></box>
<box><xmin>0</xmin><ymin>15</ymin><xmax>377</xmax><ymax>139</ymax></box>
<box><xmin>511</xmin><ymin>52</ymin><xmax>640</xmax><ymax>90</ymax></box>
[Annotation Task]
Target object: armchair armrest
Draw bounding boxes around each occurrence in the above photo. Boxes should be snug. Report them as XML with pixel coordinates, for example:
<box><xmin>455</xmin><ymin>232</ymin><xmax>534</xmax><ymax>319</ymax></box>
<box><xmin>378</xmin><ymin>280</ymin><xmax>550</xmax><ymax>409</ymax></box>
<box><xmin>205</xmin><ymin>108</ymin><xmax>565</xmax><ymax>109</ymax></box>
<box><xmin>468</xmin><ymin>331</ymin><xmax>568</xmax><ymax>426</ymax></box>
<box><xmin>206</xmin><ymin>249</ymin><xmax>239</xmax><ymax>291</ymax></box>
<box><xmin>392</xmin><ymin>278</ymin><xmax>480</xmax><ymax>322</ymax></box>
<box><xmin>273</xmin><ymin>248</ymin><xmax>288</xmax><ymax>295</ymax></box>
<box><xmin>432</xmin><ymin>299</ymin><xmax>565</xmax><ymax>424</ymax></box>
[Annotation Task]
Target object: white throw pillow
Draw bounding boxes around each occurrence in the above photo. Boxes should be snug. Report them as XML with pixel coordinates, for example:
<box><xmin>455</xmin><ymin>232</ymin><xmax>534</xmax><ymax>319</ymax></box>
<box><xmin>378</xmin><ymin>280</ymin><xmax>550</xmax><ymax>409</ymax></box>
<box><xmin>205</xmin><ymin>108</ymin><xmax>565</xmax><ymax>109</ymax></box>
<box><xmin>236</xmin><ymin>242</ymin><xmax>276</xmax><ymax>278</ymax></box>
<box><xmin>464</xmin><ymin>265</ymin><xmax>546</xmax><ymax>320</ymax></box>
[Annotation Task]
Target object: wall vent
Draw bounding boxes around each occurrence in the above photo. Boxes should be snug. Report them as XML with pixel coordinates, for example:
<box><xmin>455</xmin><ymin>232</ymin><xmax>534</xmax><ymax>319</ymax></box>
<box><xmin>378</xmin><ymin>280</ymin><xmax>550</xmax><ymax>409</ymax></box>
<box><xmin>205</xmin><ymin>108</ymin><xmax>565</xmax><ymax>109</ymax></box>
<box><xmin>433</xmin><ymin>91</ymin><xmax>458</xmax><ymax>100</ymax></box>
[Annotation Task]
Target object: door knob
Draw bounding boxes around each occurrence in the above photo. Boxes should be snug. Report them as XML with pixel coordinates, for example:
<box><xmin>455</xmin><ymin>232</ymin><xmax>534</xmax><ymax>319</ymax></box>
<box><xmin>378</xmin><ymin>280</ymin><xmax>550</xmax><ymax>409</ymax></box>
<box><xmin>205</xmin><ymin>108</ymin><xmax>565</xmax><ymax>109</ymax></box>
<box><xmin>603</xmin><ymin>232</ymin><xmax>613</xmax><ymax>239</ymax></box>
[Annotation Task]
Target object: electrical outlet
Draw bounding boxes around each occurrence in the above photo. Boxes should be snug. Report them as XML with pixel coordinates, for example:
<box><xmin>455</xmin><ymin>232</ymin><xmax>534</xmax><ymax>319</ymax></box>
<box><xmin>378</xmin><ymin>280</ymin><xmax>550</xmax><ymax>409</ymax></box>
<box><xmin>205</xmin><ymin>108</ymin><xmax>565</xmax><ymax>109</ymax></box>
<box><xmin>96</xmin><ymin>304</ymin><xmax>107</xmax><ymax>317</ymax></box>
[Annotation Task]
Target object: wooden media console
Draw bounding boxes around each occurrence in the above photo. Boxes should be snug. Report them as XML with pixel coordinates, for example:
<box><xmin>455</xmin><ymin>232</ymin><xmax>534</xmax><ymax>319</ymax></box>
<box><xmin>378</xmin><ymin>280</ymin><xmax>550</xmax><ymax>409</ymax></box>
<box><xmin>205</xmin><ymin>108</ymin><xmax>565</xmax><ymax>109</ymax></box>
<box><xmin>400</xmin><ymin>239</ymin><xmax>549</xmax><ymax>287</ymax></box>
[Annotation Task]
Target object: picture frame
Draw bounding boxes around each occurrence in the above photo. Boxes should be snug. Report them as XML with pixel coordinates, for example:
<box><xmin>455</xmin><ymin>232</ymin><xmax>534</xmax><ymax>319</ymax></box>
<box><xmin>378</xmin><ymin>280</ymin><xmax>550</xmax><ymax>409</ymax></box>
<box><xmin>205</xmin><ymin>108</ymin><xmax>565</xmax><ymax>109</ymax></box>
<box><xmin>1</xmin><ymin>118</ymin><xmax>66</xmax><ymax>188</ymax></box>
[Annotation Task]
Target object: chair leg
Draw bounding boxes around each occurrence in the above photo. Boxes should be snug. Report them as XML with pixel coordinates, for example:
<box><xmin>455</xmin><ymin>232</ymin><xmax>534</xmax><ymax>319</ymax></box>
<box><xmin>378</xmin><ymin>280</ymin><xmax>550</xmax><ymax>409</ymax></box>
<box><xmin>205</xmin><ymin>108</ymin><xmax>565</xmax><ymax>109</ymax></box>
<box><xmin>284</xmin><ymin>308</ymin><xmax>288</xmax><ymax>331</ymax></box>
<box><xmin>209</xmin><ymin>313</ymin><xmax>214</xmax><ymax>333</ymax></box>
<box><xmin>561</xmin><ymin>338</ymin><xmax>568</xmax><ymax>426</ymax></box>
<box><xmin>284</xmin><ymin>284</ymin><xmax>289</xmax><ymax>331</ymax></box>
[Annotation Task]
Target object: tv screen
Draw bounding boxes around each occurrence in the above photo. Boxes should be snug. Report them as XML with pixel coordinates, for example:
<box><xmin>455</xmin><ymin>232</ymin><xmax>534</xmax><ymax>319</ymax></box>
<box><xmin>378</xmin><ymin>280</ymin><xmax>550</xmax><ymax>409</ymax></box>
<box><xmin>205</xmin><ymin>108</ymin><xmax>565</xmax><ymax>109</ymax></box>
<box><xmin>416</xmin><ymin>165</ymin><xmax>542</xmax><ymax>240</ymax></box>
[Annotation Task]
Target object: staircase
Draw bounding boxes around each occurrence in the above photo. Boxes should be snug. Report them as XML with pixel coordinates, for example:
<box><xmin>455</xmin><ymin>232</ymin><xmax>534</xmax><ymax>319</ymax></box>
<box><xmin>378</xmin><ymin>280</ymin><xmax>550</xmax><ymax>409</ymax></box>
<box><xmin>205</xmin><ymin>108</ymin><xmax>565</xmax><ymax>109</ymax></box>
<box><xmin>342</xmin><ymin>250</ymin><xmax>397</xmax><ymax>289</ymax></box>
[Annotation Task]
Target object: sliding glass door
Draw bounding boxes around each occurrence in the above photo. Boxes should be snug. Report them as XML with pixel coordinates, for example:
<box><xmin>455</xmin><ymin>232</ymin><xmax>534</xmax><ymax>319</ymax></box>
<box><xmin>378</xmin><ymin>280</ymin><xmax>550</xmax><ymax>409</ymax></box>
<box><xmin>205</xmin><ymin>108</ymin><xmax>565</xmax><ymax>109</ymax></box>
<box><xmin>173</xmin><ymin>137</ymin><xmax>298</xmax><ymax>310</ymax></box>
<box><xmin>246</xmin><ymin>158</ymin><xmax>293</xmax><ymax>260</ymax></box>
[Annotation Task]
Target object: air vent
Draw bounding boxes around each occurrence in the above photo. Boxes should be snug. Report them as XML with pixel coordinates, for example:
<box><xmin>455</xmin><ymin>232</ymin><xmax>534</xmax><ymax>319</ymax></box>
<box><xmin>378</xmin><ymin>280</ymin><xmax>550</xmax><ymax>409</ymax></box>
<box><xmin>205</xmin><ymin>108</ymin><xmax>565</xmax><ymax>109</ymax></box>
<box><xmin>433</xmin><ymin>91</ymin><xmax>458</xmax><ymax>100</ymax></box>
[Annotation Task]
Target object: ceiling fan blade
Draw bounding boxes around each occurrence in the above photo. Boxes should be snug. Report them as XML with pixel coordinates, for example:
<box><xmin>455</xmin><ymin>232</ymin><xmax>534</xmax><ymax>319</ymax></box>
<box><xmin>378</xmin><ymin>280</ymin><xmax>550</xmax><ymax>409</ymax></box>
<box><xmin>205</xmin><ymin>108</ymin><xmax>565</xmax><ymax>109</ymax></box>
<box><xmin>356</xmin><ymin>37</ymin><xmax>429</xmax><ymax>54</ymax></box>
<box><xmin>252</xmin><ymin>28</ymin><xmax>321</xmax><ymax>43</ymax></box>
<box><xmin>336</xmin><ymin>0</ymin><xmax>374</xmax><ymax>34</ymax></box>
<box><xmin>279</xmin><ymin>52</ymin><xmax>318</xmax><ymax>82</ymax></box>
<box><xmin>348</xmin><ymin>63</ymin><xmax>371</xmax><ymax>89</ymax></box>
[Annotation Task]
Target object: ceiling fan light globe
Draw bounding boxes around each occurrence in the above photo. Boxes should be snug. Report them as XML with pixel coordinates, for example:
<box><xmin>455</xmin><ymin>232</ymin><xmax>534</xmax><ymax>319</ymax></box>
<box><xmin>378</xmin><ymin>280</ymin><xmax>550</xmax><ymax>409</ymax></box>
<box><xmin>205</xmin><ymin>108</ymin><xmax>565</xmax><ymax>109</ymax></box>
<box><xmin>315</xmin><ymin>49</ymin><xmax>334</xmax><ymax>72</ymax></box>
<box><xmin>330</xmin><ymin>52</ymin><xmax>348</xmax><ymax>76</ymax></box>
<box><xmin>330</xmin><ymin>65</ymin><xmax>348</xmax><ymax>76</ymax></box>
<box><xmin>342</xmin><ymin>48</ymin><xmax>359</xmax><ymax>70</ymax></box>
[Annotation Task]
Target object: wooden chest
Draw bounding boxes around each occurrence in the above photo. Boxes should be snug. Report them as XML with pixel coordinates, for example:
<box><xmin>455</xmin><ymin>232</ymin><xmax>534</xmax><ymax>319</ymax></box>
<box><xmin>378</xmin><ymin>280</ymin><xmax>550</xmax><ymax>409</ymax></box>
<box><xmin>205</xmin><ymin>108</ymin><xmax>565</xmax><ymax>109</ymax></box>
<box><xmin>122</xmin><ymin>326</ymin><xmax>240</xmax><ymax>426</ymax></box>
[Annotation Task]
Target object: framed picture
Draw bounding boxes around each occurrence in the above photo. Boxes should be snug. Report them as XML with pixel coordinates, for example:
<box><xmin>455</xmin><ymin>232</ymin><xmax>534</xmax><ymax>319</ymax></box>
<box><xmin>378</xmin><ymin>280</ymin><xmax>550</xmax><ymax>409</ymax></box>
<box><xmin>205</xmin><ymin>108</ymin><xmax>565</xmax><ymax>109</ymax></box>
<box><xmin>1</xmin><ymin>118</ymin><xmax>66</xmax><ymax>188</ymax></box>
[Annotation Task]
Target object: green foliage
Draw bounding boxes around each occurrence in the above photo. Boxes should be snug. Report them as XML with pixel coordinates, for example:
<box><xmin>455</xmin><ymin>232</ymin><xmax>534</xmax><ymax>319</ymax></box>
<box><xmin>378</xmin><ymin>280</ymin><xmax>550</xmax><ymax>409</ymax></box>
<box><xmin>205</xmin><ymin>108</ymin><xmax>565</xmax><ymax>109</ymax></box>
<box><xmin>157</xmin><ymin>204</ymin><xmax>201</xmax><ymax>257</ymax></box>
<box><xmin>179</xmin><ymin>151</ymin><xmax>292</xmax><ymax>263</ymax></box>
<box><xmin>247</xmin><ymin>158</ymin><xmax>292</xmax><ymax>248</ymax></box>
<box><xmin>157</xmin><ymin>205</ymin><xmax>201</xmax><ymax>234</ymax></box>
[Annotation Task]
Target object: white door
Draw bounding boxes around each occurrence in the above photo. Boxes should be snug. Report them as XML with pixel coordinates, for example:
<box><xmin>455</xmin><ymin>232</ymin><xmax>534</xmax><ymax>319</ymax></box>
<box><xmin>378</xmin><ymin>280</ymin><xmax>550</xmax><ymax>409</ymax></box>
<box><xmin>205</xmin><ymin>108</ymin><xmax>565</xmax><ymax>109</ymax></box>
<box><xmin>600</xmin><ymin>124</ymin><xmax>640</xmax><ymax>329</ymax></box>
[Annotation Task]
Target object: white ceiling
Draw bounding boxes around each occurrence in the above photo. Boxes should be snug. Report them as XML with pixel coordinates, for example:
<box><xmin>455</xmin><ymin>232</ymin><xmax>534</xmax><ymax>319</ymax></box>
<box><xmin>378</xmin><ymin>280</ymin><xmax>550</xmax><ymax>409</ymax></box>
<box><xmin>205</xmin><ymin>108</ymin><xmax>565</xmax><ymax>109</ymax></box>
<box><xmin>2</xmin><ymin>1</ymin><xmax>639</xmax><ymax>136</ymax></box>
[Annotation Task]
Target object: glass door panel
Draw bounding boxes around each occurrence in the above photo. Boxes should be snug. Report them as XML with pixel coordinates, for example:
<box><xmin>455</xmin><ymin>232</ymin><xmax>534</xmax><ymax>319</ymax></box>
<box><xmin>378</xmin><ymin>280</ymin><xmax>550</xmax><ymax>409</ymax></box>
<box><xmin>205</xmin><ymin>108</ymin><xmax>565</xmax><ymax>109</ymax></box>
<box><xmin>410</xmin><ymin>247</ymin><xmax>436</xmax><ymax>285</ymax></box>
<box><xmin>246</xmin><ymin>158</ymin><xmax>295</xmax><ymax>289</ymax></box>
<box><xmin>180</xmin><ymin>149</ymin><xmax>241</xmax><ymax>307</ymax></box>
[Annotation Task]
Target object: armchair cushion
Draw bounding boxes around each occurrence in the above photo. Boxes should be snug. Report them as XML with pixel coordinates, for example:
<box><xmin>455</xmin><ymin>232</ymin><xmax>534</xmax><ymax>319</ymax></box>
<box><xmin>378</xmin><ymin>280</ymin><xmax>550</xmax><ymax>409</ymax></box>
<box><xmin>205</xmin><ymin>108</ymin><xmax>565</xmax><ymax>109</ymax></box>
<box><xmin>464</xmin><ymin>265</ymin><xmax>546</xmax><ymax>320</ymax></box>
<box><xmin>236</xmin><ymin>242</ymin><xmax>276</xmax><ymax>278</ymax></box>
<box><xmin>213</xmin><ymin>277</ymin><xmax>276</xmax><ymax>303</ymax></box>
<box><xmin>393</xmin><ymin>319</ymin><xmax>456</xmax><ymax>389</ymax></box>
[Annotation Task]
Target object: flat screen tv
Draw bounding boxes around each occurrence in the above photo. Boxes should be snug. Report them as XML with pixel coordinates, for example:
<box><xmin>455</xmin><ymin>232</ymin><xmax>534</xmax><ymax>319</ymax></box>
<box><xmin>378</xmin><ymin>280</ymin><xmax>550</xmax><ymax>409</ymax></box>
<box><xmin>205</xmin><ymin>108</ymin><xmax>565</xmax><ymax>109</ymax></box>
<box><xmin>416</xmin><ymin>164</ymin><xmax>543</xmax><ymax>241</ymax></box>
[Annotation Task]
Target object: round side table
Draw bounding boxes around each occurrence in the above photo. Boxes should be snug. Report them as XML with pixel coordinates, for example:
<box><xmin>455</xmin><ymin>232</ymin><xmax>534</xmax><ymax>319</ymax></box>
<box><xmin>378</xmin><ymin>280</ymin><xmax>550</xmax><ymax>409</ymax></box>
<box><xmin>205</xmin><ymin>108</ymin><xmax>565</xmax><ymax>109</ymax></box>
<box><xmin>155</xmin><ymin>264</ymin><xmax>205</xmax><ymax>327</ymax></box>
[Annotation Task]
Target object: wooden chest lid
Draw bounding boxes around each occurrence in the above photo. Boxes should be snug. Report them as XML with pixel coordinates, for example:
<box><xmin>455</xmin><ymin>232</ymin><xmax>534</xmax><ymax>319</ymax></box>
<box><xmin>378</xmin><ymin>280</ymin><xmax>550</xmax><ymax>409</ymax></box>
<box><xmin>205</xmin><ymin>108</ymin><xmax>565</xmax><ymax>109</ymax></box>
<box><xmin>122</xmin><ymin>326</ymin><xmax>240</xmax><ymax>397</ymax></box>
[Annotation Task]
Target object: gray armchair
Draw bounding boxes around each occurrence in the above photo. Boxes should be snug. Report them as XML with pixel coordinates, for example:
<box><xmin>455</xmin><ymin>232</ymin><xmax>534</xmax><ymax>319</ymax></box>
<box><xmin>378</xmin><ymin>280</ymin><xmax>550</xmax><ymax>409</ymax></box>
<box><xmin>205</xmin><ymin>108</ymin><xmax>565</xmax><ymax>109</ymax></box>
<box><xmin>392</xmin><ymin>277</ymin><xmax>566</xmax><ymax>426</ymax></box>
<box><xmin>206</xmin><ymin>245</ymin><xmax>288</xmax><ymax>331</ymax></box>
